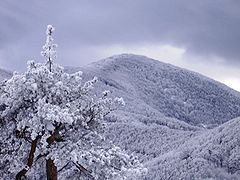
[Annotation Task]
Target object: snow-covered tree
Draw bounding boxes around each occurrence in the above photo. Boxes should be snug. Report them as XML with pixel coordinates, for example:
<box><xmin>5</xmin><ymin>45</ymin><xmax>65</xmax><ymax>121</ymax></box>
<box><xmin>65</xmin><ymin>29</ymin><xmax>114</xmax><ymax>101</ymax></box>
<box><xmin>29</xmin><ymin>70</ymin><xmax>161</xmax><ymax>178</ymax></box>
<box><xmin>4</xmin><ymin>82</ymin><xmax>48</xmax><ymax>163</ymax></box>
<box><xmin>41</xmin><ymin>25</ymin><xmax>57</xmax><ymax>72</ymax></box>
<box><xmin>0</xmin><ymin>25</ymin><xmax>146</xmax><ymax>180</ymax></box>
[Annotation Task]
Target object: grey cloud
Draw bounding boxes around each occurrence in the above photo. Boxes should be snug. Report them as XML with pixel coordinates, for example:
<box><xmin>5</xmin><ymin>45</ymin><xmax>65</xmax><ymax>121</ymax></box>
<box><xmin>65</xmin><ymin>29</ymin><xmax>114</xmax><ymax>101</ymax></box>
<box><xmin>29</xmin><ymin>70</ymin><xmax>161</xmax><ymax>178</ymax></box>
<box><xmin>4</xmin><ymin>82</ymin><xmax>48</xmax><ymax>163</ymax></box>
<box><xmin>0</xmin><ymin>0</ymin><xmax>240</xmax><ymax>70</ymax></box>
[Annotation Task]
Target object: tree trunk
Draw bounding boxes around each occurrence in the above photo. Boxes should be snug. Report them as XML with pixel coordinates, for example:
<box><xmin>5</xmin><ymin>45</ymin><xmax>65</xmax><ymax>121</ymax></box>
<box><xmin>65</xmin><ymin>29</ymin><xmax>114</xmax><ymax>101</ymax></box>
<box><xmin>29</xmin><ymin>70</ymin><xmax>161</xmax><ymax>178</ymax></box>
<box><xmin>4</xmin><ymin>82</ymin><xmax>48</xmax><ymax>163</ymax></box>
<box><xmin>16</xmin><ymin>136</ymin><xmax>40</xmax><ymax>180</ymax></box>
<box><xmin>46</xmin><ymin>159</ymin><xmax>57</xmax><ymax>180</ymax></box>
<box><xmin>46</xmin><ymin>128</ymin><xmax>60</xmax><ymax>180</ymax></box>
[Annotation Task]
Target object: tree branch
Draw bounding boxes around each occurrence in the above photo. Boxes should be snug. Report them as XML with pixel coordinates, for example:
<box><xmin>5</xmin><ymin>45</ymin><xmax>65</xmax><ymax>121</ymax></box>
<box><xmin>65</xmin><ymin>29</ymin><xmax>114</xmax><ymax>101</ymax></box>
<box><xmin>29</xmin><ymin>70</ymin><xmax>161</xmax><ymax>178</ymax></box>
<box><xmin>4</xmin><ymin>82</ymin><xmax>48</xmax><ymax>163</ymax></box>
<box><xmin>72</xmin><ymin>161</ymin><xmax>94</xmax><ymax>180</ymax></box>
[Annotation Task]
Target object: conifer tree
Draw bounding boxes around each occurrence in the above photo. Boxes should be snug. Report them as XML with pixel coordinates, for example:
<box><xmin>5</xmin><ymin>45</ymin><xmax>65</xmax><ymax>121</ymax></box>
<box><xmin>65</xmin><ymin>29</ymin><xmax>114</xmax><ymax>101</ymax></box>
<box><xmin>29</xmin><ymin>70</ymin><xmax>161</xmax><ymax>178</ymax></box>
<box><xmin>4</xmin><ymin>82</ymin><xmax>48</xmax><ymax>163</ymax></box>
<box><xmin>41</xmin><ymin>25</ymin><xmax>57</xmax><ymax>72</ymax></box>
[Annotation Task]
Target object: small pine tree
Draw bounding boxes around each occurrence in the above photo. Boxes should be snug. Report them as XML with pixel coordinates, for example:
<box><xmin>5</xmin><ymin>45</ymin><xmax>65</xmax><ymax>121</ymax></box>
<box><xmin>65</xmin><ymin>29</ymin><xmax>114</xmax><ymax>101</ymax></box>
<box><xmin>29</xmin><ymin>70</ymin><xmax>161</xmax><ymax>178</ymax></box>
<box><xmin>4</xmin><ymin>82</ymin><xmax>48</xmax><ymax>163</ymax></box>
<box><xmin>0</xmin><ymin>25</ymin><xmax>146</xmax><ymax>180</ymax></box>
<box><xmin>41</xmin><ymin>25</ymin><xmax>57</xmax><ymax>72</ymax></box>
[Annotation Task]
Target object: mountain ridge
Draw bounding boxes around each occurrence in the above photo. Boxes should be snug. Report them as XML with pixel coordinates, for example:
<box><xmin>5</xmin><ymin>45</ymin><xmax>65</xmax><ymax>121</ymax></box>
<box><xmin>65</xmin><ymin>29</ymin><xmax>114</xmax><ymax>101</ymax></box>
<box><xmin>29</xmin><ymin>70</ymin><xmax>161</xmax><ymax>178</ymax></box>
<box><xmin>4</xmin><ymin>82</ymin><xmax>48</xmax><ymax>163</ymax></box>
<box><xmin>88</xmin><ymin>53</ymin><xmax>240</xmax><ymax>95</ymax></box>
<box><xmin>67</xmin><ymin>54</ymin><xmax>240</xmax><ymax>127</ymax></box>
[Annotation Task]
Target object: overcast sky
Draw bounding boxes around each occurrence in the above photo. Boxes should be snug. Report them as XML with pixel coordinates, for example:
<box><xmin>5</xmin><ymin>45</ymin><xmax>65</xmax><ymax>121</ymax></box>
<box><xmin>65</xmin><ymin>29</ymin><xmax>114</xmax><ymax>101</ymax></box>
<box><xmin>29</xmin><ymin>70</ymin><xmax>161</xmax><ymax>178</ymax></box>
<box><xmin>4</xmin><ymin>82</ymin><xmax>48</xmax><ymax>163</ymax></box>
<box><xmin>0</xmin><ymin>0</ymin><xmax>240</xmax><ymax>91</ymax></box>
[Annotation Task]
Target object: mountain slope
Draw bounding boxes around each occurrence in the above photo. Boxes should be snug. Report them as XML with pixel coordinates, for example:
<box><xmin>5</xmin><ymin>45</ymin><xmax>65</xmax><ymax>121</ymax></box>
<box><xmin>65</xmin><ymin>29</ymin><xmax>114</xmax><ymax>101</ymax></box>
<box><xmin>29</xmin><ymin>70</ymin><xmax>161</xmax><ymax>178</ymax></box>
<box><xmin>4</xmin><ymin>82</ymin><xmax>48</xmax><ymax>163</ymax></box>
<box><xmin>65</xmin><ymin>54</ymin><xmax>240</xmax><ymax>179</ymax></box>
<box><xmin>68</xmin><ymin>54</ymin><xmax>240</xmax><ymax>127</ymax></box>
<box><xmin>146</xmin><ymin>117</ymin><xmax>240</xmax><ymax>180</ymax></box>
<box><xmin>2</xmin><ymin>54</ymin><xmax>240</xmax><ymax>179</ymax></box>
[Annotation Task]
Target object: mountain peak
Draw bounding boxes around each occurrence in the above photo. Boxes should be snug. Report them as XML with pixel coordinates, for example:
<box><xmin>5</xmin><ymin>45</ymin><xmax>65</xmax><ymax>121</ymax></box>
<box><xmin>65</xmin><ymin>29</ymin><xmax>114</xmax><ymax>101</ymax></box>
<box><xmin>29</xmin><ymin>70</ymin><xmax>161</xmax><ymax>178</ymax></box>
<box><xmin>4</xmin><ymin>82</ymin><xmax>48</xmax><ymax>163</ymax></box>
<box><xmin>80</xmin><ymin>54</ymin><xmax>240</xmax><ymax>127</ymax></box>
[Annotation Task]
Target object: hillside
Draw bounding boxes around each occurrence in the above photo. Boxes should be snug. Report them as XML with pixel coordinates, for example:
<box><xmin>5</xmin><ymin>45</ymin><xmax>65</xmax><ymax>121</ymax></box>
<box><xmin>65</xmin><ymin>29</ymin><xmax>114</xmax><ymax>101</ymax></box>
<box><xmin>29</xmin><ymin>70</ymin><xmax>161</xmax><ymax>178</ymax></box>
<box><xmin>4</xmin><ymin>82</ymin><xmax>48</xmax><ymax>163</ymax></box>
<box><xmin>1</xmin><ymin>54</ymin><xmax>240</xmax><ymax>179</ymax></box>
<box><xmin>65</xmin><ymin>54</ymin><xmax>240</xmax><ymax>179</ymax></box>
<box><xmin>145</xmin><ymin>117</ymin><xmax>240</xmax><ymax>180</ymax></box>
<box><xmin>68</xmin><ymin>54</ymin><xmax>240</xmax><ymax>127</ymax></box>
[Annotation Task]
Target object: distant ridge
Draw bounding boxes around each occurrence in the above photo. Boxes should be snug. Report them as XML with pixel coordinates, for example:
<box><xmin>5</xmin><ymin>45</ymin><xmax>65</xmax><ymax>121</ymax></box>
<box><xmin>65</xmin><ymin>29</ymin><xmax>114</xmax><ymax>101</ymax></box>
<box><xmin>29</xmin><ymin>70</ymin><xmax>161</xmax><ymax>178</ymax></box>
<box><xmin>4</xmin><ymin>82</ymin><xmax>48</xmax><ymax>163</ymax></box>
<box><xmin>0</xmin><ymin>68</ymin><xmax>12</xmax><ymax>81</ymax></box>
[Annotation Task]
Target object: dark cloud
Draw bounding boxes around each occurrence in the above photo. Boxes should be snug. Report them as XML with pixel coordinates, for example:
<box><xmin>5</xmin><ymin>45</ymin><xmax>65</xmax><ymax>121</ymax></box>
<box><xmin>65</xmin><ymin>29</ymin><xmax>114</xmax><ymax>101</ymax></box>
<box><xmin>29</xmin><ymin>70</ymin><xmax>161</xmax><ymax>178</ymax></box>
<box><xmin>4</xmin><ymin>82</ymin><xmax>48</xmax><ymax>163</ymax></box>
<box><xmin>0</xmin><ymin>0</ymin><xmax>240</xmax><ymax>70</ymax></box>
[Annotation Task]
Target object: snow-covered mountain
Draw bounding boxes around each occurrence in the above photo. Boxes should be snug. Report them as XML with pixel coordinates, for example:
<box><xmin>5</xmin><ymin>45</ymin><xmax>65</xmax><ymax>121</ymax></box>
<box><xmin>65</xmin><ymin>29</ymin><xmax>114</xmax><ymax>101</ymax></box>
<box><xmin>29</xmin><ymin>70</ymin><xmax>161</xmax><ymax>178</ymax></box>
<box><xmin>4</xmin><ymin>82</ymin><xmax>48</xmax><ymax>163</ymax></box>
<box><xmin>145</xmin><ymin>116</ymin><xmax>240</xmax><ymax>179</ymax></box>
<box><xmin>68</xmin><ymin>54</ymin><xmax>240</xmax><ymax>127</ymax></box>
<box><xmin>66</xmin><ymin>54</ymin><xmax>240</xmax><ymax>179</ymax></box>
<box><xmin>2</xmin><ymin>54</ymin><xmax>240</xmax><ymax>179</ymax></box>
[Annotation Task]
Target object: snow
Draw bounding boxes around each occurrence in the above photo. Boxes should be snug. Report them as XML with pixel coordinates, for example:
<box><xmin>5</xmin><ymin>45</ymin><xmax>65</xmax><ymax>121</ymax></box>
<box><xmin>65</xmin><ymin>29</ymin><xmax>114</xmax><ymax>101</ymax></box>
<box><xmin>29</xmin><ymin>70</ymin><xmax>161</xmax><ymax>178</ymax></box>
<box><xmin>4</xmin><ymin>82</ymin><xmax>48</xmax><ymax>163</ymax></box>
<box><xmin>1</xmin><ymin>53</ymin><xmax>240</xmax><ymax>179</ymax></box>
<box><xmin>66</xmin><ymin>53</ymin><xmax>240</xmax><ymax>179</ymax></box>
<box><xmin>0</xmin><ymin>27</ymin><xmax>145</xmax><ymax>179</ymax></box>
<box><xmin>74</xmin><ymin>53</ymin><xmax>240</xmax><ymax>127</ymax></box>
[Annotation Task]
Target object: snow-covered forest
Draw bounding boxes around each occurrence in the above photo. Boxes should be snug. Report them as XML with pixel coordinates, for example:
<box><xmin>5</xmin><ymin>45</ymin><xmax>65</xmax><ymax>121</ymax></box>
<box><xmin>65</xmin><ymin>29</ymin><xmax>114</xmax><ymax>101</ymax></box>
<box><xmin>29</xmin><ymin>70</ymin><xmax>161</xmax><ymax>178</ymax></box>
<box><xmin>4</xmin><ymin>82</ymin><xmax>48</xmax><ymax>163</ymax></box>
<box><xmin>1</xmin><ymin>26</ymin><xmax>240</xmax><ymax>180</ymax></box>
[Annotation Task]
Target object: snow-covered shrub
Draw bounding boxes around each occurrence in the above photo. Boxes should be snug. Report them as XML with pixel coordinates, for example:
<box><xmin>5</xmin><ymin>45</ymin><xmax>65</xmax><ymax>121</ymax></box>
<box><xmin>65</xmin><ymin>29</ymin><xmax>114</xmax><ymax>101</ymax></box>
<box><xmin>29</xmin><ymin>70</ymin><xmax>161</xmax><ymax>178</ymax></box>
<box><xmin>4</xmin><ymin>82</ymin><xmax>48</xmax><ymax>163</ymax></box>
<box><xmin>0</xmin><ymin>25</ymin><xmax>146</xmax><ymax>180</ymax></box>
